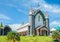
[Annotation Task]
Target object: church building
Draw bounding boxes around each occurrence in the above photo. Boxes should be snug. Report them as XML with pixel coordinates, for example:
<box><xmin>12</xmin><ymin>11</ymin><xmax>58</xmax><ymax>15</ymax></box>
<box><xmin>17</xmin><ymin>4</ymin><xmax>50</xmax><ymax>36</ymax></box>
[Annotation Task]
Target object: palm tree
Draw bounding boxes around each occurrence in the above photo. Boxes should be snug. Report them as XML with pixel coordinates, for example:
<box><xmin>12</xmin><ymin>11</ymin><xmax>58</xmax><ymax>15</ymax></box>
<box><xmin>52</xmin><ymin>31</ymin><xmax>60</xmax><ymax>42</ymax></box>
<box><xmin>7</xmin><ymin>31</ymin><xmax>20</xmax><ymax>42</ymax></box>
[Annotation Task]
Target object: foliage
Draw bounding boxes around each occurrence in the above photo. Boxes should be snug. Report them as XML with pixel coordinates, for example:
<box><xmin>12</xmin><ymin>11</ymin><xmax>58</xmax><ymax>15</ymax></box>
<box><xmin>52</xmin><ymin>31</ymin><xmax>60</xmax><ymax>40</ymax></box>
<box><xmin>0</xmin><ymin>22</ymin><xmax>3</xmax><ymax>28</ymax></box>
<box><xmin>32</xmin><ymin>34</ymin><xmax>35</xmax><ymax>37</ymax></box>
<box><xmin>21</xmin><ymin>36</ymin><xmax>53</xmax><ymax>42</ymax></box>
<box><xmin>7</xmin><ymin>31</ymin><xmax>20</xmax><ymax>42</ymax></box>
<box><xmin>0</xmin><ymin>36</ymin><xmax>54</xmax><ymax>42</ymax></box>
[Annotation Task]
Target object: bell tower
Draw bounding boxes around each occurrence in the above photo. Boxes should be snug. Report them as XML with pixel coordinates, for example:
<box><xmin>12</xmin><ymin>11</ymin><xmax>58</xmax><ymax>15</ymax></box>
<box><xmin>45</xmin><ymin>12</ymin><xmax>49</xmax><ymax>28</ymax></box>
<box><xmin>29</xmin><ymin>6</ymin><xmax>35</xmax><ymax>36</ymax></box>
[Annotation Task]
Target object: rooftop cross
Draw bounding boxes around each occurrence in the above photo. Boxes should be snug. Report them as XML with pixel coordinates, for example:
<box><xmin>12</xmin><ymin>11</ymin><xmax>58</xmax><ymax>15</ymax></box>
<box><xmin>37</xmin><ymin>3</ymin><xmax>40</xmax><ymax>9</ymax></box>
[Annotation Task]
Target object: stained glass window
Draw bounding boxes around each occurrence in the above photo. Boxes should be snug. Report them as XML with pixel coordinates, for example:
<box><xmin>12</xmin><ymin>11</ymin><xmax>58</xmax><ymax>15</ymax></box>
<box><xmin>38</xmin><ymin>15</ymin><xmax>40</xmax><ymax>21</ymax></box>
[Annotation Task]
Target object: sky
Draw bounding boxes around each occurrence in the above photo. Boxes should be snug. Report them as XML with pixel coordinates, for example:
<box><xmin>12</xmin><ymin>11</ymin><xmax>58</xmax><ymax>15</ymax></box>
<box><xmin>0</xmin><ymin>0</ymin><xmax>60</xmax><ymax>31</ymax></box>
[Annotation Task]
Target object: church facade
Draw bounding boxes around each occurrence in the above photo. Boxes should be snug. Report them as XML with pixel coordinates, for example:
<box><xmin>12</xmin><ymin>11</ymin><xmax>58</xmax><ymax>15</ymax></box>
<box><xmin>17</xmin><ymin>5</ymin><xmax>50</xmax><ymax>36</ymax></box>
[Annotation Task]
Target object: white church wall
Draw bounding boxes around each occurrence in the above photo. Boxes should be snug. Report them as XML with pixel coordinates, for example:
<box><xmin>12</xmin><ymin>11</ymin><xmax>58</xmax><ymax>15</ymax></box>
<box><xmin>35</xmin><ymin>14</ymin><xmax>43</xmax><ymax>28</ymax></box>
<box><xmin>17</xmin><ymin>26</ymin><xmax>28</xmax><ymax>32</ymax></box>
<box><xmin>17</xmin><ymin>23</ymin><xmax>30</xmax><ymax>32</ymax></box>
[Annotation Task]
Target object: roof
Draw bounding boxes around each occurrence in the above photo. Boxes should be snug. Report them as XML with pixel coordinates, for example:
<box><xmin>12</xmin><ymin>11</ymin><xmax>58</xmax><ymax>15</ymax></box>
<box><xmin>17</xmin><ymin>26</ymin><xmax>28</xmax><ymax>32</ymax></box>
<box><xmin>35</xmin><ymin>26</ymin><xmax>48</xmax><ymax>30</ymax></box>
<box><xmin>17</xmin><ymin>23</ymin><xmax>30</xmax><ymax>32</ymax></box>
<box><xmin>17</xmin><ymin>23</ymin><xmax>30</xmax><ymax>30</ymax></box>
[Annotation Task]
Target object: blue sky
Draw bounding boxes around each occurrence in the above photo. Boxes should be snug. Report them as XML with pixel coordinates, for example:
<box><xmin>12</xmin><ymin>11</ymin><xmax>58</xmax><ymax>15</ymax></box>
<box><xmin>0</xmin><ymin>0</ymin><xmax>60</xmax><ymax>31</ymax></box>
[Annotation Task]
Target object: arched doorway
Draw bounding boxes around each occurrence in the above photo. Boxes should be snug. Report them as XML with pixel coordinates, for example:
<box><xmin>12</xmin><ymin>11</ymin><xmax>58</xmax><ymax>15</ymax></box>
<box><xmin>42</xmin><ymin>30</ymin><xmax>47</xmax><ymax>36</ymax></box>
<box><xmin>40</xmin><ymin>28</ymin><xmax>48</xmax><ymax>36</ymax></box>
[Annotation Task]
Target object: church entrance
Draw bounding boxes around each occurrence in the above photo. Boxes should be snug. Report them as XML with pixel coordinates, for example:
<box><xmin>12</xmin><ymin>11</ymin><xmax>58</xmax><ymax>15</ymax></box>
<box><xmin>40</xmin><ymin>28</ymin><xmax>48</xmax><ymax>36</ymax></box>
<box><xmin>34</xmin><ymin>27</ymin><xmax>48</xmax><ymax>36</ymax></box>
<box><xmin>41</xmin><ymin>30</ymin><xmax>47</xmax><ymax>36</ymax></box>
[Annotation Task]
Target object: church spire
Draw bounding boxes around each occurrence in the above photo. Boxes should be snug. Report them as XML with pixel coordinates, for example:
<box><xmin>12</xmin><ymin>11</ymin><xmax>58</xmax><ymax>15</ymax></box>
<box><xmin>29</xmin><ymin>5</ymin><xmax>34</xmax><ymax>15</ymax></box>
<box><xmin>45</xmin><ymin>11</ymin><xmax>49</xmax><ymax>28</ymax></box>
<box><xmin>45</xmin><ymin>11</ymin><xmax>49</xmax><ymax>18</ymax></box>
<box><xmin>37</xmin><ymin>3</ymin><xmax>40</xmax><ymax>10</ymax></box>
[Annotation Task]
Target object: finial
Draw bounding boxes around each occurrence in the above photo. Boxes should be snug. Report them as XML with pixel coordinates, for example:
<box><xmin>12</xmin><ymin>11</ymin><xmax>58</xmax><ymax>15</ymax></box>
<box><xmin>37</xmin><ymin>3</ymin><xmax>40</xmax><ymax>9</ymax></box>
<box><xmin>29</xmin><ymin>5</ymin><xmax>34</xmax><ymax>15</ymax></box>
<box><xmin>30</xmin><ymin>5</ymin><xmax>33</xmax><ymax>10</ymax></box>
<box><xmin>46</xmin><ymin>11</ymin><xmax>49</xmax><ymax>18</ymax></box>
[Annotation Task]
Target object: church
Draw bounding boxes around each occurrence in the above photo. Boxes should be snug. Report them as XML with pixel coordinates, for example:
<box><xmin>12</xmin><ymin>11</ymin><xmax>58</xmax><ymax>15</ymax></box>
<box><xmin>17</xmin><ymin>4</ymin><xmax>50</xmax><ymax>36</ymax></box>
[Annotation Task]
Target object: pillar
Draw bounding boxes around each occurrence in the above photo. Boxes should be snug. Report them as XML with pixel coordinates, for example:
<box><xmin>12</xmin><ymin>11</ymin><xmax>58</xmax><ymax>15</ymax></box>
<box><xmin>37</xmin><ymin>29</ymin><xmax>39</xmax><ymax>36</ymax></box>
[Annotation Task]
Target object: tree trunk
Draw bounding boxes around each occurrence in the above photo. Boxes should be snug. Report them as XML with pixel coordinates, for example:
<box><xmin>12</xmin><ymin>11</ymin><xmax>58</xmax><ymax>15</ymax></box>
<box><xmin>13</xmin><ymin>39</ymin><xmax>15</xmax><ymax>42</ymax></box>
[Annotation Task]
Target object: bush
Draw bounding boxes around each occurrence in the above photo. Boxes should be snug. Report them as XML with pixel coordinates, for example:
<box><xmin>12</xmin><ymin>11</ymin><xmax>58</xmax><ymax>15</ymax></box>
<box><xmin>7</xmin><ymin>31</ymin><xmax>20</xmax><ymax>42</ymax></box>
<box><xmin>52</xmin><ymin>31</ymin><xmax>60</xmax><ymax>42</ymax></box>
<box><xmin>32</xmin><ymin>34</ymin><xmax>35</xmax><ymax>37</ymax></box>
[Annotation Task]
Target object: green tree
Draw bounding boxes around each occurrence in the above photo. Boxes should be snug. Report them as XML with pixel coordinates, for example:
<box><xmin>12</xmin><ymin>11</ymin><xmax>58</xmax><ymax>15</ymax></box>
<box><xmin>38</xmin><ymin>15</ymin><xmax>40</xmax><ymax>21</ymax></box>
<box><xmin>0</xmin><ymin>22</ymin><xmax>3</xmax><ymax>28</ymax></box>
<box><xmin>4</xmin><ymin>25</ymin><xmax>11</xmax><ymax>35</ymax></box>
<box><xmin>52</xmin><ymin>31</ymin><xmax>60</xmax><ymax>40</ymax></box>
<box><xmin>7</xmin><ymin>31</ymin><xmax>20</xmax><ymax>42</ymax></box>
<box><xmin>0</xmin><ymin>22</ymin><xmax>3</xmax><ymax>35</ymax></box>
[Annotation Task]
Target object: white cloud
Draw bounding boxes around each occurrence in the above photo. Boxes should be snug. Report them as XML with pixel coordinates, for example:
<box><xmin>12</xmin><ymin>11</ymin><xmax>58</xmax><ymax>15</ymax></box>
<box><xmin>0</xmin><ymin>2</ymin><xmax>17</xmax><ymax>8</ymax></box>
<box><xmin>17</xmin><ymin>9</ymin><xmax>28</xmax><ymax>15</ymax></box>
<box><xmin>9</xmin><ymin>24</ymin><xmax>21</xmax><ymax>31</ymax></box>
<box><xmin>6</xmin><ymin>4</ymin><xmax>17</xmax><ymax>8</ymax></box>
<box><xmin>53</xmin><ymin>9</ymin><xmax>60</xmax><ymax>13</ymax></box>
<box><xmin>43</xmin><ymin>4</ymin><xmax>60</xmax><ymax>13</ymax></box>
<box><xmin>30</xmin><ymin>0</ymin><xmax>60</xmax><ymax>13</ymax></box>
<box><xmin>50</xmin><ymin>21</ymin><xmax>60</xmax><ymax>25</ymax></box>
<box><xmin>50</xmin><ymin>21</ymin><xmax>60</xmax><ymax>27</ymax></box>
<box><xmin>0</xmin><ymin>14</ymin><xmax>11</xmax><ymax>20</ymax></box>
<box><xmin>31</xmin><ymin>0</ymin><xmax>45</xmax><ymax>4</ymax></box>
<box><xmin>1</xmin><ymin>0</ymin><xmax>60</xmax><ymax>14</ymax></box>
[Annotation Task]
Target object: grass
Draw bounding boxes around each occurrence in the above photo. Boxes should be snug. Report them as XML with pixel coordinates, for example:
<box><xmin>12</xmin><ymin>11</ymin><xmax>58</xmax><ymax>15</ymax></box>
<box><xmin>0</xmin><ymin>36</ymin><xmax>54</xmax><ymax>42</ymax></box>
<box><xmin>0</xmin><ymin>36</ymin><xmax>7</xmax><ymax>42</ymax></box>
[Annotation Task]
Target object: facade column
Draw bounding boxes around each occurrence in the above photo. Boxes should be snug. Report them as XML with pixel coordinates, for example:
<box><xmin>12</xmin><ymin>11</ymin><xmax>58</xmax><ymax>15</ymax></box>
<box><xmin>40</xmin><ymin>30</ymin><xmax>42</xmax><ymax>36</ymax></box>
<box><xmin>27</xmin><ymin>26</ymin><xmax>30</xmax><ymax>36</ymax></box>
<box><xmin>37</xmin><ymin>29</ymin><xmax>39</xmax><ymax>36</ymax></box>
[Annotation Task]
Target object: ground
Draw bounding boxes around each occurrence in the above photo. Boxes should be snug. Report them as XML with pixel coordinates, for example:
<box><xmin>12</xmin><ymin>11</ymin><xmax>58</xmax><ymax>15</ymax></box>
<box><xmin>0</xmin><ymin>36</ymin><xmax>54</xmax><ymax>42</ymax></box>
